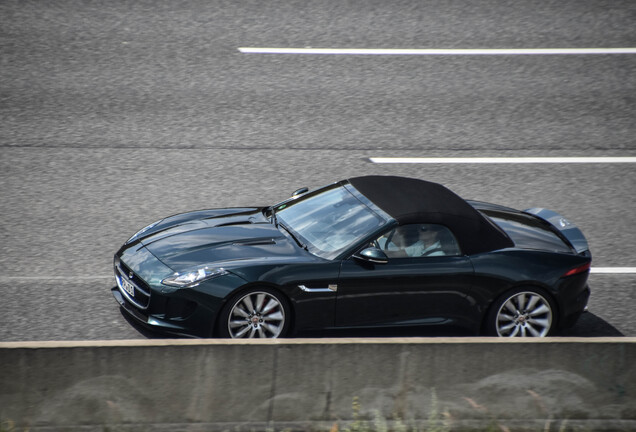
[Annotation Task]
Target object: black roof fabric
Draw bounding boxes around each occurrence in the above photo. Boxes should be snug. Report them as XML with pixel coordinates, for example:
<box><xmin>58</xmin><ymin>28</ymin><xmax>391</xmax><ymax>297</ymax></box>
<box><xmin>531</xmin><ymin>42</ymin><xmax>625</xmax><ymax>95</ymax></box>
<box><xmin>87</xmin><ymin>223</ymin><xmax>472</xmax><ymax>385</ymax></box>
<box><xmin>348</xmin><ymin>175</ymin><xmax>513</xmax><ymax>255</ymax></box>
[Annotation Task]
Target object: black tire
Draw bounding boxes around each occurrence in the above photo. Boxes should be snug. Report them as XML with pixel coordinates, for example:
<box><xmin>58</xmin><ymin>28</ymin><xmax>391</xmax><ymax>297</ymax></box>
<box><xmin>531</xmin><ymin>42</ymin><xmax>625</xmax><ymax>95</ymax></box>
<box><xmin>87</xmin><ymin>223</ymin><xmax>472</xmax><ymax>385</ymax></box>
<box><xmin>485</xmin><ymin>287</ymin><xmax>557</xmax><ymax>337</ymax></box>
<box><xmin>218</xmin><ymin>288</ymin><xmax>291</xmax><ymax>338</ymax></box>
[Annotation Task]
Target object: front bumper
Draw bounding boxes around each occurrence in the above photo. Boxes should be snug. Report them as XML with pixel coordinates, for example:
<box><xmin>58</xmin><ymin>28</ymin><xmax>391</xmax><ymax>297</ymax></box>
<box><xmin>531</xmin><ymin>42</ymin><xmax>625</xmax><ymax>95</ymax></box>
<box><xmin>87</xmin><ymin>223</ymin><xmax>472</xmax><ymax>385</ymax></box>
<box><xmin>112</xmin><ymin>250</ymin><xmax>247</xmax><ymax>337</ymax></box>
<box><xmin>113</xmin><ymin>248</ymin><xmax>213</xmax><ymax>336</ymax></box>
<box><xmin>111</xmin><ymin>287</ymin><xmax>197</xmax><ymax>336</ymax></box>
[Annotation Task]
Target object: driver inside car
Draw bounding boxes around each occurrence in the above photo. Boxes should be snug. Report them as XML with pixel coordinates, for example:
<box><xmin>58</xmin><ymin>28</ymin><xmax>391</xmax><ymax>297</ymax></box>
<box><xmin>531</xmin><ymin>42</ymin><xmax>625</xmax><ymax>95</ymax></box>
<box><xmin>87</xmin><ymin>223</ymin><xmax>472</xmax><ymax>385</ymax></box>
<box><xmin>379</xmin><ymin>224</ymin><xmax>447</xmax><ymax>258</ymax></box>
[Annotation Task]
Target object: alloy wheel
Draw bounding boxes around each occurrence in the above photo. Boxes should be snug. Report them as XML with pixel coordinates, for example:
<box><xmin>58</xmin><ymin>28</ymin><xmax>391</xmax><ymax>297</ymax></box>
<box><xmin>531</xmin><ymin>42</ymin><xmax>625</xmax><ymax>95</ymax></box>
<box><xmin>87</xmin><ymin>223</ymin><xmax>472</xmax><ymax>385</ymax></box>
<box><xmin>496</xmin><ymin>291</ymin><xmax>553</xmax><ymax>337</ymax></box>
<box><xmin>227</xmin><ymin>291</ymin><xmax>286</xmax><ymax>338</ymax></box>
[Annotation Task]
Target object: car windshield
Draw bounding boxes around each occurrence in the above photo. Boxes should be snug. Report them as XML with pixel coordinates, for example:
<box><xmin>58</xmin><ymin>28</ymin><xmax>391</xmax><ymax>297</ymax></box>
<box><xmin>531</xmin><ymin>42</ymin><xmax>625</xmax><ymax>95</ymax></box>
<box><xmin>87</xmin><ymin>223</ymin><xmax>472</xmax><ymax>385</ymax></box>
<box><xmin>275</xmin><ymin>184</ymin><xmax>389</xmax><ymax>259</ymax></box>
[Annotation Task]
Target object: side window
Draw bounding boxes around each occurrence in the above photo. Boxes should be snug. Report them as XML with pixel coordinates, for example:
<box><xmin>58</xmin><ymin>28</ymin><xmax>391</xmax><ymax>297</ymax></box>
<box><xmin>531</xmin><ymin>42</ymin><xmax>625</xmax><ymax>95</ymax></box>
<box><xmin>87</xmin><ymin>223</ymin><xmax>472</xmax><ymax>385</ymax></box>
<box><xmin>375</xmin><ymin>224</ymin><xmax>461</xmax><ymax>258</ymax></box>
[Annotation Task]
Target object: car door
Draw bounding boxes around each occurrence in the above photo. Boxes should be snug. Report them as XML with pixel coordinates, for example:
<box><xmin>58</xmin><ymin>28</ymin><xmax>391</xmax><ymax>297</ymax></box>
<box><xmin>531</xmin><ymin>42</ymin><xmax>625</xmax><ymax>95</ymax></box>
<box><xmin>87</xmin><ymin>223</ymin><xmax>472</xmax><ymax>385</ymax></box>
<box><xmin>335</xmin><ymin>224</ymin><xmax>476</xmax><ymax>328</ymax></box>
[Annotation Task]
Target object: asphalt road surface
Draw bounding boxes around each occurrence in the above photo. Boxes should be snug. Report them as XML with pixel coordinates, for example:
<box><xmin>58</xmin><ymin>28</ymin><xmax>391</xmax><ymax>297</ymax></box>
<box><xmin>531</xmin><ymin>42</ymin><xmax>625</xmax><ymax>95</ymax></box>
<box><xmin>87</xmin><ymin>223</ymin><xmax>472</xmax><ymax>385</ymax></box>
<box><xmin>1</xmin><ymin>0</ymin><xmax>635</xmax><ymax>341</ymax></box>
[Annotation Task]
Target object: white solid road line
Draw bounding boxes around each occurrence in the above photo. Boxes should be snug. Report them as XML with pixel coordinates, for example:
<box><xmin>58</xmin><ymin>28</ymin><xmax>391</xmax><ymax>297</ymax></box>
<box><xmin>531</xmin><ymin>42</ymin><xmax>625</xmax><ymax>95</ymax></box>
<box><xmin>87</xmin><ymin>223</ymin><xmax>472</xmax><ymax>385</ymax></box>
<box><xmin>2</xmin><ymin>276</ymin><xmax>113</xmax><ymax>281</ymax></box>
<box><xmin>2</xmin><ymin>268</ymin><xmax>636</xmax><ymax>281</ymax></box>
<box><xmin>369</xmin><ymin>157</ymin><xmax>636</xmax><ymax>164</ymax></box>
<box><xmin>590</xmin><ymin>268</ymin><xmax>636</xmax><ymax>274</ymax></box>
<box><xmin>238</xmin><ymin>47</ymin><xmax>636</xmax><ymax>56</ymax></box>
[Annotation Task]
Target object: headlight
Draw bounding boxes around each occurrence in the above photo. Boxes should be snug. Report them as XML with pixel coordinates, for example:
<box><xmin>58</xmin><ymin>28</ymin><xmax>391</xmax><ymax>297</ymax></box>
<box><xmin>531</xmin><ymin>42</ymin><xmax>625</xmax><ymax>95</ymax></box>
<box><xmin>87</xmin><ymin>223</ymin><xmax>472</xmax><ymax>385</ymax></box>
<box><xmin>161</xmin><ymin>267</ymin><xmax>228</xmax><ymax>288</ymax></box>
<box><xmin>127</xmin><ymin>220</ymin><xmax>162</xmax><ymax>244</ymax></box>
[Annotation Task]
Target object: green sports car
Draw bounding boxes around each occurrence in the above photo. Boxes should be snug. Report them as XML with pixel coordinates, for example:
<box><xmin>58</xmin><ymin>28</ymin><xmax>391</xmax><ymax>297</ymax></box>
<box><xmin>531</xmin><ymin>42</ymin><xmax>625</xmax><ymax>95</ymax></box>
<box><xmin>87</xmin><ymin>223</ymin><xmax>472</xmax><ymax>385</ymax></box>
<box><xmin>113</xmin><ymin>176</ymin><xmax>591</xmax><ymax>338</ymax></box>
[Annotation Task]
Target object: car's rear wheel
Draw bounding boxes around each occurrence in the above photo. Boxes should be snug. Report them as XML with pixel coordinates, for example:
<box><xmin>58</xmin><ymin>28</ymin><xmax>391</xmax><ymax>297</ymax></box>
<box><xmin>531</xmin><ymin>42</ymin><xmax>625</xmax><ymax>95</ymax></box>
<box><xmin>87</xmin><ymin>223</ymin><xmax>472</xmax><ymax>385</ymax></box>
<box><xmin>486</xmin><ymin>288</ymin><xmax>556</xmax><ymax>337</ymax></box>
<box><xmin>219</xmin><ymin>288</ymin><xmax>290</xmax><ymax>338</ymax></box>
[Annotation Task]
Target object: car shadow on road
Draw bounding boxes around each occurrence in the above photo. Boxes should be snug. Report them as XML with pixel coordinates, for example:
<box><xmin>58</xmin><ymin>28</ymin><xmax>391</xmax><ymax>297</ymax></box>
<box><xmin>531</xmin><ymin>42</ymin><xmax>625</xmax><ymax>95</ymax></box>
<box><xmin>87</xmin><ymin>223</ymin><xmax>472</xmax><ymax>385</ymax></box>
<box><xmin>119</xmin><ymin>307</ymin><xmax>623</xmax><ymax>339</ymax></box>
<box><xmin>118</xmin><ymin>308</ymin><xmax>174</xmax><ymax>339</ymax></box>
<box><xmin>296</xmin><ymin>313</ymin><xmax>623</xmax><ymax>338</ymax></box>
<box><xmin>559</xmin><ymin>312</ymin><xmax>624</xmax><ymax>337</ymax></box>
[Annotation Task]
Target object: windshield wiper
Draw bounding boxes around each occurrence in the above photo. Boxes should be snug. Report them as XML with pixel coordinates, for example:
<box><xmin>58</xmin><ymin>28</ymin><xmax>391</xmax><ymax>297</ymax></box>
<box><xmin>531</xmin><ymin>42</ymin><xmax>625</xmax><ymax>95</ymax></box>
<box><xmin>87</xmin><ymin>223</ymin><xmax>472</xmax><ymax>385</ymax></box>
<box><xmin>278</xmin><ymin>222</ymin><xmax>308</xmax><ymax>251</ymax></box>
<box><xmin>267</xmin><ymin>206</ymin><xmax>279</xmax><ymax>227</ymax></box>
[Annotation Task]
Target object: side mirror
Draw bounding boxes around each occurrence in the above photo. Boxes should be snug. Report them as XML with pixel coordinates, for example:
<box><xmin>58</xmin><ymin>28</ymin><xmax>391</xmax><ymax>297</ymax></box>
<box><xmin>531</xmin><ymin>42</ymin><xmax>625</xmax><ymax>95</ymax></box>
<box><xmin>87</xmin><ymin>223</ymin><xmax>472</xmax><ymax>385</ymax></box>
<box><xmin>291</xmin><ymin>187</ymin><xmax>309</xmax><ymax>198</ymax></box>
<box><xmin>354</xmin><ymin>247</ymin><xmax>389</xmax><ymax>264</ymax></box>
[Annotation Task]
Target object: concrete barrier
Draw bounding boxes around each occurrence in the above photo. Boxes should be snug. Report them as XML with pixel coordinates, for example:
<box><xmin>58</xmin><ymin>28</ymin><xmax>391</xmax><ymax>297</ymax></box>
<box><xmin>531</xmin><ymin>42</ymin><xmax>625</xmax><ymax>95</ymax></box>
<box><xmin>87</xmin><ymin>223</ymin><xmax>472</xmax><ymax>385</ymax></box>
<box><xmin>1</xmin><ymin>338</ymin><xmax>635</xmax><ymax>431</ymax></box>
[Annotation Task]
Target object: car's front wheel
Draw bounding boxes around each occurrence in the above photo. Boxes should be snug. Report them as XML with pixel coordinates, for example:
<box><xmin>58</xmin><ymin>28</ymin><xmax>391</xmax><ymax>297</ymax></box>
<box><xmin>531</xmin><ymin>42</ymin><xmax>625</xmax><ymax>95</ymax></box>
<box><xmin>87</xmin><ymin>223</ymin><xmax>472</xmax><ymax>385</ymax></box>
<box><xmin>219</xmin><ymin>288</ymin><xmax>290</xmax><ymax>338</ymax></box>
<box><xmin>486</xmin><ymin>287</ymin><xmax>556</xmax><ymax>337</ymax></box>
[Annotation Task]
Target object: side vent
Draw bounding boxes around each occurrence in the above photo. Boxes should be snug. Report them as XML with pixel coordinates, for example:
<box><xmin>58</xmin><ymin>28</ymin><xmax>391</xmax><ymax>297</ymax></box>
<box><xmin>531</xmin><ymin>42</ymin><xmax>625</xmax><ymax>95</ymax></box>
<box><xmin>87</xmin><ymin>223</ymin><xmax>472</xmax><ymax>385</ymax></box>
<box><xmin>217</xmin><ymin>221</ymin><xmax>254</xmax><ymax>227</ymax></box>
<box><xmin>232</xmin><ymin>239</ymin><xmax>277</xmax><ymax>246</ymax></box>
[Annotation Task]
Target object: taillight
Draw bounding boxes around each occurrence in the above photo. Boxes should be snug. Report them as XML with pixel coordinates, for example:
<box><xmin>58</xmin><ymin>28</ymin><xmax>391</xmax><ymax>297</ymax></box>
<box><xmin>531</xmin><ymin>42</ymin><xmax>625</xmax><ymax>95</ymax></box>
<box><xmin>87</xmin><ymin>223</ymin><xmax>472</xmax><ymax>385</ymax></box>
<box><xmin>562</xmin><ymin>262</ymin><xmax>591</xmax><ymax>277</ymax></box>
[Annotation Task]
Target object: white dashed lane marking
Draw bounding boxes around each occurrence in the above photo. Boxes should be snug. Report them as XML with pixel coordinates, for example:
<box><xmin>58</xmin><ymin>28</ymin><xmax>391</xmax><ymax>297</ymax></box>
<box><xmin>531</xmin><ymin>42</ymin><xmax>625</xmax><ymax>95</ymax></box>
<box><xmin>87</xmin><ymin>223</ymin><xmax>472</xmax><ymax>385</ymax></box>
<box><xmin>369</xmin><ymin>157</ymin><xmax>636</xmax><ymax>164</ymax></box>
<box><xmin>239</xmin><ymin>47</ymin><xmax>636</xmax><ymax>56</ymax></box>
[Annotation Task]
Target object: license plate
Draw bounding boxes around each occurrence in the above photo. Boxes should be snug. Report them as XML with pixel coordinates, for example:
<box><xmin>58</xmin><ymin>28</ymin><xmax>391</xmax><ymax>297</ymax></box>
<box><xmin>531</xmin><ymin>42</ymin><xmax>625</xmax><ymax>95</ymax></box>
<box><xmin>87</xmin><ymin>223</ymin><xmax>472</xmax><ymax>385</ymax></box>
<box><xmin>121</xmin><ymin>278</ymin><xmax>135</xmax><ymax>297</ymax></box>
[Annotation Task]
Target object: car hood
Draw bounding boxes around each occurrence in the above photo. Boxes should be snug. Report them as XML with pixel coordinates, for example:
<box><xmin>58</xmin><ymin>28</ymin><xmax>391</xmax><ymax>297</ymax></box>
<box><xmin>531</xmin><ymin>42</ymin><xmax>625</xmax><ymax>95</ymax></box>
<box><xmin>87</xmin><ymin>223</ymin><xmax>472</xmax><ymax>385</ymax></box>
<box><xmin>139</xmin><ymin>213</ymin><xmax>305</xmax><ymax>271</ymax></box>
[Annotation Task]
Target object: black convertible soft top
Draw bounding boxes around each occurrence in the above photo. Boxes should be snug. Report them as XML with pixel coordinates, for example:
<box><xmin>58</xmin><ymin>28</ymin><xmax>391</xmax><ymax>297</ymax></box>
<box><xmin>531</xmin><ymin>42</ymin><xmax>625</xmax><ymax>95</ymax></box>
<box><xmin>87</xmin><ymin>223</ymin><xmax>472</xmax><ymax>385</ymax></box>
<box><xmin>347</xmin><ymin>175</ymin><xmax>513</xmax><ymax>255</ymax></box>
